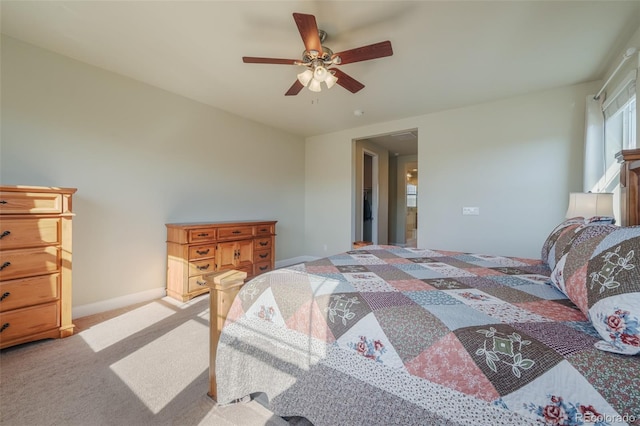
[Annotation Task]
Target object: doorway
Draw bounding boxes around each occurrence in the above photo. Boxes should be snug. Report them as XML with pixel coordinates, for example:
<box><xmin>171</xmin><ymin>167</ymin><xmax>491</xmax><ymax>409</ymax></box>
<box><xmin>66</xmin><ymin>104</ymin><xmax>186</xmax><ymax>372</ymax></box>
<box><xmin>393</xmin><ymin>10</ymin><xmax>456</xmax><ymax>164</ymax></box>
<box><xmin>353</xmin><ymin>130</ymin><xmax>418</xmax><ymax>248</ymax></box>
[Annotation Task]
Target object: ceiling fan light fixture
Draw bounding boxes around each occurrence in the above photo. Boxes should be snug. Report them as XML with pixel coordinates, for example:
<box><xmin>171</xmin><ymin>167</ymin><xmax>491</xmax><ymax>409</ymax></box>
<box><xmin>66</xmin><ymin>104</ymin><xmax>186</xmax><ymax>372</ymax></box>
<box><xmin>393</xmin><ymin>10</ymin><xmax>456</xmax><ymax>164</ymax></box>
<box><xmin>297</xmin><ymin>69</ymin><xmax>314</xmax><ymax>86</ymax></box>
<box><xmin>325</xmin><ymin>71</ymin><xmax>338</xmax><ymax>89</ymax></box>
<box><xmin>308</xmin><ymin>78</ymin><xmax>322</xmax><ymax>92</ymax></box>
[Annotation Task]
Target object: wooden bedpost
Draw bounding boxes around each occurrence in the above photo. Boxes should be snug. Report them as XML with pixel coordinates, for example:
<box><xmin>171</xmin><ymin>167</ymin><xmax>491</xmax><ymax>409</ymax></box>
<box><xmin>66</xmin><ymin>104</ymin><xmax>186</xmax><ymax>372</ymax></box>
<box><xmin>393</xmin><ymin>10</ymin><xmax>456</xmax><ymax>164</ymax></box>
<box><xmin>202</xmin><ymin>269</ymin><xmax>247</xmax><ymax>401</ymax></box>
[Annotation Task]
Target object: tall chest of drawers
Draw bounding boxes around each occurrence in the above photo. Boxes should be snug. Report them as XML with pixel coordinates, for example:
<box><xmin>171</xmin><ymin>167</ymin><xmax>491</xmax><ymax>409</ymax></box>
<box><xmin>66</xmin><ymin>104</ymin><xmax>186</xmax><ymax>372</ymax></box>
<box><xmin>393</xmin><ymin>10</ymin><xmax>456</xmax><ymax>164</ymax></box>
<box><xmin>0</xmin><ymin>185</ymin><xmax>77</xmax><ymax>349</ymax></box>
<box><xmin>166</xmin><ymin>220</ymin><xmax>276</xmax><ymax>301</ymax></box>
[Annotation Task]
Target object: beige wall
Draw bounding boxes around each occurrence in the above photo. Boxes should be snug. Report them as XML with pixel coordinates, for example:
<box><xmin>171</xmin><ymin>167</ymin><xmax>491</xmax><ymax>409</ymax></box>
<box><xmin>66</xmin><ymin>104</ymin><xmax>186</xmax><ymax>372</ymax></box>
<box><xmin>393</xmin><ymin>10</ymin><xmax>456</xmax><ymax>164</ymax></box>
<box><xmin>1</xmin><ymin>36</ymin><xmax>306</xmax><ymax>314</ymax></box>
<box><xmin>305</xmin><ymin>81</ymin><xmax>600</xmax><ymax>259</ymax></box>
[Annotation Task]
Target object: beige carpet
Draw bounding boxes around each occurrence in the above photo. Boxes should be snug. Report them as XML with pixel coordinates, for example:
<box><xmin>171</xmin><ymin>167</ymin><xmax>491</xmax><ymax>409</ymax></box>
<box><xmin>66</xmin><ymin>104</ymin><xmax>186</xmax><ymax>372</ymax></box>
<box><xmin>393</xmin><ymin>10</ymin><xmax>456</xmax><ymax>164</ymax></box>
<box><xmin>0</xmin><ymin>295</ymin><xmax>309</xmax><ymax>426</ymax></box>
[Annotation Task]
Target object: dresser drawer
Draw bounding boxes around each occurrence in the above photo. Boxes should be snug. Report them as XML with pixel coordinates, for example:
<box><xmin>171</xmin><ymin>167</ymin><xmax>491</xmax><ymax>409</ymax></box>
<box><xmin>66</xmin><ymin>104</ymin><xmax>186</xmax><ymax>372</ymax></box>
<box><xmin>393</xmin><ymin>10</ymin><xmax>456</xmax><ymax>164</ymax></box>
<box><xmin>188</xmin><ymin>276</ymin><xmax>210</xmax><ymax>293</ymax></box>
<box><xmin>255</xmin><ymin>224</ymin><xmax>273</xmax><ymax>236</ymax></box>
<box><xmin>218</xmin><ymin>226</ymin><xmax>253</xmax><ymax>240</ymax></box>
<box><xmin>0</xmin><ymin>274</ymin><xmax>59</xmax><ymax>312</ymax></box>
<box><xmin>188</xmin><ymin>228</ymin><xmax>216</xmax><ymax>243</ymax></box>
<box><xmin>0</xmin><ymin>218</ymin><xmax>60</xmax><ymax>250</ymax></box>
<box><xmin>189</xmin><ymin>259</ymin><xmax>215</xmax><ymax>277</ymax></box>
<box><xmin>254</xmin><ymin>261</ymin><xmax>272</xmax><ymax>275</ymax></box>
<box><xmin>188</xmin><ymin>244</ymin><xmax>215</xmax><ymax>260</ymax></box>
<box><xmin>0</xmin><ymin>246</ymin><xmax>60</xmax><ymax>281</ymax></box>
<box><xmin>0</xmin><ymin>302</ymin><xmax>59</xmax><ymax>342</ymax></box>
<box><xmin>254</xmin><ymin>237</ymin><xmax>272</xmax><ymax>250</ymax></box>
<box><xmin>0</xmin><ymin>191</ymin><xmax>62</xmax><ymax>214</ymax></box>
<box><xmin>254</xmin><ymin>249</ymin><xmax>272</xmax><ymax>263</ymax></box>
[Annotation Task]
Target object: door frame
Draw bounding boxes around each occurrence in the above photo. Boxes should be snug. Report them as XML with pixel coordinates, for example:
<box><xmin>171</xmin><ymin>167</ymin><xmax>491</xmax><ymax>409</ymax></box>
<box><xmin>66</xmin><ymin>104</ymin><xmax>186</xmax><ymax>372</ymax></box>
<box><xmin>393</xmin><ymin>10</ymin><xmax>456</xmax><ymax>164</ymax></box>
<box><xmin>361</xmin><ymin>149</ymin><xmax>379</xmax><ymax>244</ymax></box>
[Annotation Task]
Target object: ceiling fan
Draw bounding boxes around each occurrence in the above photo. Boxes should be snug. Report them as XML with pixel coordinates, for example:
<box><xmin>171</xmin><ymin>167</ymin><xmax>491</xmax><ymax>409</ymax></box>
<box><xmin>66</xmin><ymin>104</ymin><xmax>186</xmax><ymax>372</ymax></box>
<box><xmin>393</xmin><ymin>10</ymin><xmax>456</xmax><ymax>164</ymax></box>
<box><xmin>242</xmin><ymin>13</ymin><xmax>393</xmax><ymax>96</ymax></box>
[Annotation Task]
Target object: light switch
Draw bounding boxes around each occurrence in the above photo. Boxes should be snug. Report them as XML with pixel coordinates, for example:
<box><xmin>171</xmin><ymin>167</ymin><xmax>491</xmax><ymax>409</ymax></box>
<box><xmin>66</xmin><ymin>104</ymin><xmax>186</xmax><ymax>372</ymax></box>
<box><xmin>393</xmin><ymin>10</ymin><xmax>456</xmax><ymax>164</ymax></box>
<box><xmin>462</xmin><ymin>207</ymin><xmax>480</xmax><ymax>215</ymax></box>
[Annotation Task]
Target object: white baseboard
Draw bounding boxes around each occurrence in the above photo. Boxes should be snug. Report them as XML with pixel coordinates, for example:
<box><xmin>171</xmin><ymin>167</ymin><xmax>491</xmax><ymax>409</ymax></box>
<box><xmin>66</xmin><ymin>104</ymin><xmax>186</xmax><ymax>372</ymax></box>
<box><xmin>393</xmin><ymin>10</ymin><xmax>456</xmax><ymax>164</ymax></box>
<box><xmin>73</xmin><ymin>287</ymin><xmax>166</xmax><ymax>319</ymax></box>
<box><xmin>73</xmin><ymin>256</ymin><xmax>320</xmax><ymax>319</ymax></box>
<box><xmin>276</xmin><ymin>256</ymin><xmax>319</xmax><ymax>268</ymax></box>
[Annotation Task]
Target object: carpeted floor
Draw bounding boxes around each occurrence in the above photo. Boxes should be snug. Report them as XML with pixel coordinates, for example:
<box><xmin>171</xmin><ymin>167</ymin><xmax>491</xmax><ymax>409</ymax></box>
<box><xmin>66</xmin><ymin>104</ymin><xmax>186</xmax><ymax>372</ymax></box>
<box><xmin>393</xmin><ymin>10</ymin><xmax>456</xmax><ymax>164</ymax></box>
<box><xmin>0</xmin><ymin>295</ymin><xmax>310</xmax><ymax>426</ymax></box>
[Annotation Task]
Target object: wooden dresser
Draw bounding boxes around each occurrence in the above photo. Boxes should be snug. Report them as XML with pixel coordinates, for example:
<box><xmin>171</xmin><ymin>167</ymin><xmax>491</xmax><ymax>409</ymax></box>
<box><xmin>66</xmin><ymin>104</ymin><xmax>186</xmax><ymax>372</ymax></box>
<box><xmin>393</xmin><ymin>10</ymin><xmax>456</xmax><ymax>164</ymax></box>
<box><xmin>0</xmin><ymin>185</ymin><xmax>76</xmax><ymax>349</ymax></box>
<box><xmin>616</xmin><ymin>149</ymin><xmax>640</xmax><ymax>226</ymax></box>
<box><xmin>165</xmin><ymin>220</ymin><xmax>276</xmax><ymax>301</ymax></box>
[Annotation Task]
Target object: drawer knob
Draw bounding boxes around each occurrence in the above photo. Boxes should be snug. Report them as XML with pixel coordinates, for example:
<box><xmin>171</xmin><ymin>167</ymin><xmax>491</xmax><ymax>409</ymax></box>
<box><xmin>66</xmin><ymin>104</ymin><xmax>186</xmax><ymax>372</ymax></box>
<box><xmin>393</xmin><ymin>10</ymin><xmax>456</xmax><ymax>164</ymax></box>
<box><xmin>196</xmin><ymin>249</ymin><xmax>210</xmax><ymax>255</ymax></box>
<box><xmin>0</xmin><ymin>323</ymin><xmax>9</xmax><ymax>333</ymax></box>
<box><xmin>259</xmin><ymin>265</ymin><xmax>268</xmax><ymax>271</ymax></box>
<box><xmin>196</xmin><ymin>280</ymin><xmax>207</xmax><ymax>286</ymax></box>
<box><xmin>0</xmin><ymin>200</ymin><xmax>7</xmax><ymax>205</ymax></box>
<box><xmin>232</xmin><ymin>230</ymin><xmax>242</xmax><ymax>234</ymax></box>
<box><xmin>0</xmin><ymin>292</ymin><xmax>9</xmax><ymax>301</ymax></box>
<box><xmin>197</xmin><ymin>233</ymin><xmax>209</xmax><ymax>237</ymax></box>
<box><xmin>0</xmin><ymin>230</ymin><xmax>10</xmax><ymax>239</ymax></box>
<box><xmin>197</xmin><ymin>264</ymin><xmax>210</xmax><ymax>271</ymax></box>
<box><xmin>259</xmin><ymin>253</ymin><xmax>268</xmax><ymax>258</ymax></box>
<box><xmin>0</xmin><ymin>262</ymin><xmax>11</xmax><ymax>271</ymax></box>
<box><xmin>259</xmin><ymin>242</ymin><xmax>268</xmax><ymax>246</ymax></box>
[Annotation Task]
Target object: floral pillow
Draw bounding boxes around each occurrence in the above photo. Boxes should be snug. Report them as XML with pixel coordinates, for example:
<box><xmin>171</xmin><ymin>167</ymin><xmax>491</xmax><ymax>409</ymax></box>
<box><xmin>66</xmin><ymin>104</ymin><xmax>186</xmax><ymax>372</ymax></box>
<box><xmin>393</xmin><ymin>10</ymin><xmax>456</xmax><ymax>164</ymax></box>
<box><xmin>547</xmin><ymin>224</ymin><xmax>618</xmax><ymax>296</ymax></box>
<box><xmin>550</xmin><ymin>226</ymin><xmax>640</xmax><ymax>355</ymax></box>
<box><xmin>541</xmin><ymin>217</ymin><xmax>584</xmax><ymax>269</ymax></box>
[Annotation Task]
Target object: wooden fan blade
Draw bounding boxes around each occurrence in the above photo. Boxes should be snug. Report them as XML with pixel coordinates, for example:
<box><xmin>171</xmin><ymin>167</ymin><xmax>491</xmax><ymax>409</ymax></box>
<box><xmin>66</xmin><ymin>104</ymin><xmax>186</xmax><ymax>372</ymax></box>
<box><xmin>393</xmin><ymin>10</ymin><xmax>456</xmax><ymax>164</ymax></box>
<box><xmin>331</xmin><ymin>68</ymin><xmax>365</xmax><ymax>93</ymax></box>
<box><xmin>285</xmin><ymin>80</ymin><xmax>304</xmax><ymax>96</ymax></box>
<box><xmin>293</xmin><ymin>13</ymin><xmax>322</xmax><ymax>54</ymax></box>
<box><xmin>243</xmin><ymin>57</ymin><xmax>299</xmax><ymax>65</ymax></box>
<box><xmin>332</xmin><ymin>41</ymin><xmax>393</xmax><ymax>65</ymax></box>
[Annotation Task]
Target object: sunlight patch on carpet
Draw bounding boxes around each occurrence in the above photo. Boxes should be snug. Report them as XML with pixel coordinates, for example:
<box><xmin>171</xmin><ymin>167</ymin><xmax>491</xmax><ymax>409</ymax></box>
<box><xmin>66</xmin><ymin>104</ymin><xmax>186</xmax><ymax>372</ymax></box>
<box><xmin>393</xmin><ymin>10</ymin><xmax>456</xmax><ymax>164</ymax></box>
<box><xmin>110</xmin><ymin>319</ymin><xmax>209</xmax><ymax>414</ymax></box>
<box><xmin>79</xmin><ymin>301</ymin><xmax>177</xmax><ymax>352</ymax></box>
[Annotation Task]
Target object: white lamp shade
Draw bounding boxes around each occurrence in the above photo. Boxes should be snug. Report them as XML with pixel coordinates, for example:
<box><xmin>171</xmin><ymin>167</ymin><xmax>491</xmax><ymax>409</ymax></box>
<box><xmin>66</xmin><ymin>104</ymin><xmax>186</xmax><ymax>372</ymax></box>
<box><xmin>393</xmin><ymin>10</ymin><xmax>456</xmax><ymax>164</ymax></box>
<box><xmin>565</xmin><ymin>192</ymin><xmax>614</xmax><ymax>219</ymax></box>
<box><xmin>325</xmin><ymin>71</ymin><xmax>338</xmax><ymax>89</ymax></box>
<box><xmin>308</xmin><ymin>79</ymin><xmax>322</xmax><ymax>92</ymax></box>
<box><xmin>313</xmin><ymin>66</ymin><xmax>328</xmax><ymax>81</ymax></box>
<box><xmin>297</xmin><ymin>69</ymin><xmax>313</xmax><ymax>87</ymax></box>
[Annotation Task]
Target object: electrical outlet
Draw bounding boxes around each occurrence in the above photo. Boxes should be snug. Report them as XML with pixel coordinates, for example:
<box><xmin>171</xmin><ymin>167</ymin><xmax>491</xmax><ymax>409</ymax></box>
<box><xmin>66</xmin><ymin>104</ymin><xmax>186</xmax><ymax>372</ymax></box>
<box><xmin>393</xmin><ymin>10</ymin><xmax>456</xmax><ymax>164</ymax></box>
<box><xmin>462</xmin><ymin>207</ymin><xmax>480</xmax><ymax>215</ymax></box>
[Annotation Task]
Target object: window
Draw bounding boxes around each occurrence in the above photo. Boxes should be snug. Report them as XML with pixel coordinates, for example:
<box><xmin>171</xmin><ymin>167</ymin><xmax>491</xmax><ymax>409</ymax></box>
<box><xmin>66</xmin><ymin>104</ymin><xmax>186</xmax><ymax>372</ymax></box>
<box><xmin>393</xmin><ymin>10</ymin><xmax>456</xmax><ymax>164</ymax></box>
<box><xmin>595</xmin><ymin>94</ymin><xmax>637</xmax><ymax>192</ymax></box>
<box><xmin>588</xmin><ymin>72</ymin><xmax>636</xmax><ymax>221</ymax></box>
<box><xmin>406</xmin><ymin>183</ymin><xmax>417</xmax><ymax>207</ymax></box>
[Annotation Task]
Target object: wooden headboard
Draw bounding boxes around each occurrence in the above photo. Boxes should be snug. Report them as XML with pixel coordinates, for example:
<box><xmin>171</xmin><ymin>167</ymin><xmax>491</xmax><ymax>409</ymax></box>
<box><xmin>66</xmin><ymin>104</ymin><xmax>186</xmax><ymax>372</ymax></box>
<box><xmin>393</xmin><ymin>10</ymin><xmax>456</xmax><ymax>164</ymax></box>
<box><xmin>616</xmin><ymin>148</ymin><xmax>640</xmax><ymax>226</ymax></box>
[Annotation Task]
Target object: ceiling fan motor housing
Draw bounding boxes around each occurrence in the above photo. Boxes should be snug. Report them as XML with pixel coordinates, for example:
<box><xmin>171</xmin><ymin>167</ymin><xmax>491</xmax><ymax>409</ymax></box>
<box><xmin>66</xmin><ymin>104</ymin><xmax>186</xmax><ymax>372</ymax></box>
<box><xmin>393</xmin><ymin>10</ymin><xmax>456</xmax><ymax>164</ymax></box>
<box><xmin>302</xmin><ymin>43</ymin><xmax>336</xmax><ymax>66</ymax></box>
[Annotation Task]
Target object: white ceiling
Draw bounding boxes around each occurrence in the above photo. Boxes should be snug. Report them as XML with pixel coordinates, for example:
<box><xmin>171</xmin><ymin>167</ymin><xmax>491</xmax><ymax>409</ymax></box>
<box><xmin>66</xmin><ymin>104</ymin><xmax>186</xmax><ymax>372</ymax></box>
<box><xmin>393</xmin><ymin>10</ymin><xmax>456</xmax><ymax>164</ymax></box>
<box><xmin>1</xmin><ymin>1</ymin><xmax>639</xmax><ymax>146</ymax></box>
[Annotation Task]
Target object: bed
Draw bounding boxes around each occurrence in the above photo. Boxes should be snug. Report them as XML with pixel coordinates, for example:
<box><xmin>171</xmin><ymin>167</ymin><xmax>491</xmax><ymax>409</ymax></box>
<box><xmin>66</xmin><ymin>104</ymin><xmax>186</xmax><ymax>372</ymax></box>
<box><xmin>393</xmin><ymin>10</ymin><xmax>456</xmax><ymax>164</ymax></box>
<box><xmin>205</xmin><ymin>217</ymin><xmax>640</xmax><ymax>425</ymax></box>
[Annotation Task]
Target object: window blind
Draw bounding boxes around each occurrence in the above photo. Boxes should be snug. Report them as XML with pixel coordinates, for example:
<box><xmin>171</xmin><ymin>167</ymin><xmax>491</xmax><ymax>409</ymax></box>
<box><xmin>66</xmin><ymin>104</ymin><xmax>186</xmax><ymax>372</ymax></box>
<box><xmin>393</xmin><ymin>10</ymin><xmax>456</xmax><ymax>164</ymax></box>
<box><xmin>603</xmin><ymin>69</ymin><xmax>637</xmax><ymax>119</ymax></box>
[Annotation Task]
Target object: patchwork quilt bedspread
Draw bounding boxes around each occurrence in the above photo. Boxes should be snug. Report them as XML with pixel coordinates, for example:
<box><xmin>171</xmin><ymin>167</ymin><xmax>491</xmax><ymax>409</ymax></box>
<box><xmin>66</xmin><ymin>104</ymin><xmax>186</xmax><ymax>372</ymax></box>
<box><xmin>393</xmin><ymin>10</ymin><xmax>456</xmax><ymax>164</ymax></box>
<box><xmin>215</xmin><ymin>246</ymin><xmax>639</xmax><ymax>426</ymax></box>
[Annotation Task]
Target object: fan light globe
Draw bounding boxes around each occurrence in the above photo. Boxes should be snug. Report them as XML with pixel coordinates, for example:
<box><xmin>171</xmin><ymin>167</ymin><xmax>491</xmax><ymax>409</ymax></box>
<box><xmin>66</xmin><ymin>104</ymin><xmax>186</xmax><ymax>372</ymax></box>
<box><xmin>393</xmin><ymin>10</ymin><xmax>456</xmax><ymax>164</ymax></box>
<box><xmin>297</xmin><ymin>69</ymin><xmax>313</xmax><ymax>87</ymax></box>
<box><xmin>308</xmin><ymin>79</ymin><xmax>322</xmax><ymax>92</ymax></box>
<box><xmin>325</xmin><ymin>72</ymin><xmax>338</xmax><ymax>89</ymax></box>
<box><xmin>313</xmin><ymin>66</ymin><xmax>328</xmax><ymax>81</ymax></box>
